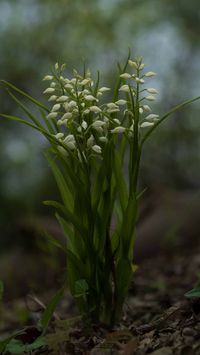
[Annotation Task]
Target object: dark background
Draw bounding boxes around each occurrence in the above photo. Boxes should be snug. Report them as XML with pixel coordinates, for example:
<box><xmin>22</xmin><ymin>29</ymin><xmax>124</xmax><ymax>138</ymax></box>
<box><xmin>1</xmin><ymin>0</ymin><xmax>200</xmax><ymax>297</ymax></box>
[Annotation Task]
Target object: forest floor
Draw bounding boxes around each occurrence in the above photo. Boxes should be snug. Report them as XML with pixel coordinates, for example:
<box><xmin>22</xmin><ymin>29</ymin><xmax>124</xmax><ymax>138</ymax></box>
<box><xmin>1</xmin><ymin>242</ymin><xmax>200</xmax><ymax>354</ymax></box>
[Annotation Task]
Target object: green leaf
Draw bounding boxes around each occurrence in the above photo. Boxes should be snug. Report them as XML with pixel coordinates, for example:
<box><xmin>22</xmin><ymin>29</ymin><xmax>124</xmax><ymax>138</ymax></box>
<box><xmin>45</xmin><ymin>152</ymin><xmax>74</xmax><ymax>211</ymax></box>
<box><xmin>44</xmin><ymin>200</ymin><xmax>86</xmax><ymax>237</ymax></box>
<box><xmin>0</xmin><ymin>280</ymin><xmax>4</xmax><ymax>301</ymax></box>
<box><xmin>141</xmin><ymin>95</ymin><xmax>200</xmax><ymax>146</ymax></box>
<box><xmin>113</xmin><ymin>153</ymin><xmax>128</xmax><ymax>215</ymax></box>
<box><xmin>0</xmin><ymin>80</ymin><xmax>49</xmax><ymax>111</ymax></box>
<box><xmin>74</xmin><ymin>279</ymin><xmax>89</xmax><ymax>298</ymax></box>
<box><xmin>39</xmin><ymin>287</ymin><xmax>65</xmax><ymax>332</ymax></box>
<box><xmin>7</xmin><ymin>90</ymin><xmax>44</xmax><ymax>129</ymax></box>
<box><xmin>185</xmin><ymin>287</ymin><xmax>200</xmax><ymax>298</ymax></box>
<box><xmin>56</xmin><ymin>213</ymin><xmax>84</xmax><ymax>256</ymax></box>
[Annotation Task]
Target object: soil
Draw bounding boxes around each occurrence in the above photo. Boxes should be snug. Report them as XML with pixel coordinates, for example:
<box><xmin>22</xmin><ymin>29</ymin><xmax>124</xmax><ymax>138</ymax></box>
<box><xmin>1</xmin><ymin>242</ymin><xmax>200</xmax><ymax>354</ymax></box>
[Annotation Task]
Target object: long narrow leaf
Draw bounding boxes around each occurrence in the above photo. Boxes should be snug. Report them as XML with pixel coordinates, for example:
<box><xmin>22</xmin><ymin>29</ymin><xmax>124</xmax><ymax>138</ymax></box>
<box><xmin>39</xmin><ymin>287</ymin><xmax>65</xmax><ymax>332</ymax></box>
<box><xmin>45</xmin><ymin>152</ymin><xmax>74</xmax><ymax>211</ymax></box>
<box><xmin>141</xmin><ymin>96</ymin><xmax>200</xmax><ymax>146</ymax></box>
<box><xmin>0</xmin><ymin>80</ymin><xmax>49</xmax><ymax>111</ymax></box>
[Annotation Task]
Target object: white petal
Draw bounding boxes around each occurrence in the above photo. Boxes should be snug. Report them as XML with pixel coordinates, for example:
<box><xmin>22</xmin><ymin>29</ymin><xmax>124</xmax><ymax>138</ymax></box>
<box><xmin>90</xmin><ymin>106</ymin><xmax>101</xmax><ymax>113</ymax></box>
<box><xmin>115</xmin><ymin>100</ymin><xmax>127</xmax><ymax>105</ymax></box>
<box><xmin>111</xmin><ymin>126</ymin><xmax>126</xmax><ymax>133</ymax></box>
<box><xmin>92</xmin><ymin>145</ymin><xmax>102</xmax><ymax>154</ymax></box>
<box><xmin>145</xmin><ymin>114</ymin><xmax>159</xmax><ymax>120</ymax></box>
<box><xmin>140</xmin><ymin>122</ymin><xmax>154</xmax><ymax>128</ymax></box>
<box><xmin>43</xmin><ymin>88</ymin><xmax>55</xmax><ymax>94</ymax></box>
<box><xmin>144</xmin><ymin>71</ymin><xmax>157</xmax><ymax>77</ymax></box>
<box><xmin>47</xmin><ymin>112</ymin><xmax>58</xmax><ymax>119</ymax></box>
<box><xmin>147</xmin><ymin>88</ymin><xmax>159</xmax><ymax>94</ymax></box>
<box><xmin>52</xmin><ymin>104</ymin><xmax>61</xmax><ymax>112</ymax></box>
<box><xmin>43</xmin><ymin>75</ymin><xmax>54</xmax><ymax>81</ymax></box>
<box><xmin>120</xmin><ymin>73</ymin><xmax>131</xmax><ymax>79</ymax></box>
<box><xmin>145</xmin><ymin>95</ymin><xmax>156</xmax><ymax>101</ymax></box>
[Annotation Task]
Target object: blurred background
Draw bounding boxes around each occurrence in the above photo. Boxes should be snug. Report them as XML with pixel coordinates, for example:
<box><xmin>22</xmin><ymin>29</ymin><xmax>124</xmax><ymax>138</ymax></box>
<box><xmin>1</xmin><ymin>0</ymin><xmax>200</xmax><ymax>300</ymax></box>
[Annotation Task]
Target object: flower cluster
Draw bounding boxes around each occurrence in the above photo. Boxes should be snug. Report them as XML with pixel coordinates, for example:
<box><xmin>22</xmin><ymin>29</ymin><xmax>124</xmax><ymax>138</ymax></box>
<box><xmin>43</xmin><ymin>57</ymin><xmax>159</xmax><ymax>160</ymax></box>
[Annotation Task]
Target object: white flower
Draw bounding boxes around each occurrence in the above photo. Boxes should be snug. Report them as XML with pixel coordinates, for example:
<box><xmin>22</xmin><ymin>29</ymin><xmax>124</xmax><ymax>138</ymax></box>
<box><xmin>90</xmin><ymin>106</ymin><xmax>102</xmax><ymax>113</ymax></box>
<box><xmin>63</xmin><ymin>135</ymin><xmax>76</xmax><ymax>149</ymax></box>
<box><xmin>61</xmin><ymin>112</ymin><xmax>73</xmax><ymax>120</ymax></box>
<box><xmin>147</xmin><ymin>88</ymin><xmax>159</xmax><ymax>94</ymax></box>
<box><xmin>43</xmin><ymin>75</ymin><xmax>54</xmax><ymax>81</ymax></box>
<box><xmin>139</xmin><ymin>63</ymin><xmax>145</xmax><ymax>70</ymax></box>
<box><xmin>107</xmin><ymin>103</ymin><xmax>119</xmax><ymax>109</ymax></box>
<box><xmin>139</xmin><ymin>108</ymin><xmax>143</xmax><ymax>114</ymax></box>
<box><xmin>83</xmin><ymin>109</ymin><xmax>90</xmax><ymax>115</ymax></box>
<box><xmin>115</xmin><ymin>99</ymin><xmax>127</xmax><ymax>105</ymax></box>
<box><xmin>145</xmin><ymin>114</ymin><xmax>159</xmax><ymax>120</ymax></box>
<box><xmin>99</xmin><ymin>136</ymin><xmax>108</xmax><ymax>143</ymax></box>
<box><xmin>56</xmin><ymin>96</ymin><xmax>69</xmax><ymax>102</ymax></box>
<box><xmin>92</xmin><ymin>145</ymin><xmax>102</xmax><ymax>154</ymax></box>
<box><xmin>145</xmin><ymin>95</ymin><xmax>156</xmax><ymax>101</ymax></box>
<box><xmin>57</xmin><ymin>119</ymin><xmax>68</xmax><ymax>126</ymax></box>
<box><xmin>50</xmin><ymin>82</ymin><xmax>56</xmax><ymax>88</ymax></box>
<box><xmin>81</xmin><ymin>120</ymin><xmax>88</xmax><ymax>130</ymax></box>
<box><xmin>92</xmin><ymin>120</ymin><xmax>106</xmax><ymax>129</ymax></box>
<box><xmin>68</xmin><ymin>100</ymin><xmax>77</xmax><ymax>109</ymax></box>
<box><xmin>143</xmin><ymin>105</ymin><xmax>152</xmax><ymax>112</ymax></box>
<box><xmin>80</xmin><ymin>78</ymin><xmax>91</xmax><ymax>86</ymax></box>
<box><xmin>140</xmin><ymin>122</ymin><xmax>154</xmax><ymax>128</ymax></box>
<box><xmin>98</xmin><ymin>87</ymin><xmax>110</xmax><ymax>93</ymax></box>
<box><xmin>54</xmin><ymin>133</ymin><xmax>64</xmax><ymax>140</ymax></box>
<box><xmin>47</xmin><ymin>112</ymin><xmax>58</xmax><ymax>119</ymax></box>
<box><xmin>48</xmin><ymin>95</ymin><xmax>58</xmax><ymax>102</ymax></box>
<box><xmin>135</xmin><ymin>77</ymin><xmax>145</xmax><ymax>84</ymax></box>
<box><xmin>87</xmin><ymin>135</ymin><xmax>94</xmax><ymax>148</ymax></box>
<box><xmin>85</xmin><ymin>95</ymin><xmax>98</xmax><ymax>102</ymax></box>
<box><xmin>43</xmin><ymin>88</ymin><xmax>55</xmax><ymax>94</ymax></box>
<box><xmin>144</xmin><ymin>71</ymin><xmax>157</xmax><ymax>77</ymax></box>
<box><xmin>120</xmin><ymin>73</ymin><xmax>131</xmax><ymax>79</ymax></box>
<box><xmin>119</xmin><ymin>84</ymin><xmax>129</xmax><ymax>93</ymax></box>
<box><xmin>128</xmin><ymin>60</ymin><xmax>138</xmax><ymax>69</ymax></box>
<box><xmin>113</xmin><ymin>118</ymin><xmax>121</xmax><ymax>125</ymax></box>
<box><xmin>64</xmin><ymin>83</ymin><xmax>73</xmax><ymax>90</ymax></box>
<box><xmin>111</xmin><ymin>126</ymin><xmax>126</xmax><ymax>133</ymax></box>
<box><xmin>52</xmin><ymin>104</ymin><xmax>61</xmax><ymax>112</ymax></box>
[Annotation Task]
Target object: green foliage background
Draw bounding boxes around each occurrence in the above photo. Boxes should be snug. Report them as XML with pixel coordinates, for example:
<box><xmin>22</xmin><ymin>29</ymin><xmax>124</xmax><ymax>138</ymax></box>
<box><xmin>1</xmin><ymin>0</ymin><xmax>200</xmax><ymax>246</ymax></box>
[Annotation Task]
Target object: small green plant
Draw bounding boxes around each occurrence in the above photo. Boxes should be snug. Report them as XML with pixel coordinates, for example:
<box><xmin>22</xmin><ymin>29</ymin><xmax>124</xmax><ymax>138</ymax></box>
<box><xmin>1</xmin><ymin>53</ymin><xmax>200</xmax><ymax>327</ymax></box>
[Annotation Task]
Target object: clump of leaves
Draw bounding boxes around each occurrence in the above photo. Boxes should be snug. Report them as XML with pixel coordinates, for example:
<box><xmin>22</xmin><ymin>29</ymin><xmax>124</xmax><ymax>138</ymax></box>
<box><xmin>1</xmin><ymin>52</ymin><xmax>200</xmax><ymax>328</ymax></box>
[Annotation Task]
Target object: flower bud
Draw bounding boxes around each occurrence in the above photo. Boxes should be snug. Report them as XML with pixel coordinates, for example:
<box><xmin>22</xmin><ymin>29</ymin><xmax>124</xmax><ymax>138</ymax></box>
<box><xmin>119</xmin><ymin>85</ymin><xmax>129</xmax><ymax>93</ymax></box>
<box><xmin>98</xmin><ymin>87</ymin><xmax>110</xmax><ymax>93</ymax></box>
<box><xmin>52</xmin><ymin>104</ymin><xmax>61</xmax><ymax>112</ymax></box>
<box><xmin>111</xmin><ymin>126</ymin><xmax>126</xmax><ymax>133</ymax></box>
<box><xmin>48</xmin><ymin>95</ymin><xmax>58</xmax><ymax>102</ymax></box>
<box><xmin>99</xmin><ymin>136</ymin><xmax>108</xmax><ymax>143</ymax></box>
<box><xmin>57</xmin><ymin>96</ymin><xmax>69</xmax><ymax>102</ymax></box>
<box><xmin>92</xmin><ymin>145</ymin><xmax>102</xmax><ymax>154</ymax></box>
<box><xmin>87</xmin><ymin>135</ymin><xmax>94</xmax><ymax>148</ymax></box>
<box><xmin>145</xmin><ymin>95</ymin><xmax>156</xmax><ymax>101</ymax></box>
<box><xmin>62</xmin><ymin>112</ymin><xmax>73</xmax><ymax>120</ymax></box>
<box><xmin>128</xmin><ymin>60</ymin><xmax>138</xmax><ymax>69</ymax></box>
<box><xmin>145</xmin><ymin>114</ymin><xmax>159</xmax><ymax>120</ymax></box>
<box><xmin>85</xmin><ymin>95</ymin><xmax>98</xmax><ymax>101</ymax></box>
<box><xmin>81</xmin><ymin>120</ymin><xmax>88</xmax><ymax>130</ymax></box>
<box><xmin>43</xmin><ymin>75</ymin><xmax>54</xmax><ymax>81</ymax></box>
<box><xmin>147</xmin><ymin>88</ymin><xmax>159</xmax><ymax>94</ymax></box>
<box><xmin>47</xmin><ymin>112</ymin><xmax>58</xmax><ymax>119</ymax></box>
<box><xmin>54</xmin><ymin>133</ymin><xmax>64</xmax><ymax>140</ymax></box>
<box><xmin>144</xmin><ymin>71</ymin><xmax>156</xmax><ymax>77</ymax></box>
<box><xmin>90</xmin><ymin>106</ymin><xmax>102</xmax><ymax>113</ymax></box>
<box><xmin>115</xmin><ymin>100</ymin><xmax>127</xmax><ymax>105</ymax></box>
<box><xmin>143</xmin><ymin>105</ymin><xmax>152</xmax><ymax>112</ymax></box>
<box><xmin>43</xmin><ymin>88</ymin><xmax>55</xmax><ymax>94</ymax></box>
<box><xmin>140</xmin><ymin>122</ymin><xmax>154</xmax><ymax>128</ymax></box>
<box><xmin>120</xmin><ymin>73</ymin><xmax>131</xmax><ymax>79</ymax></box>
